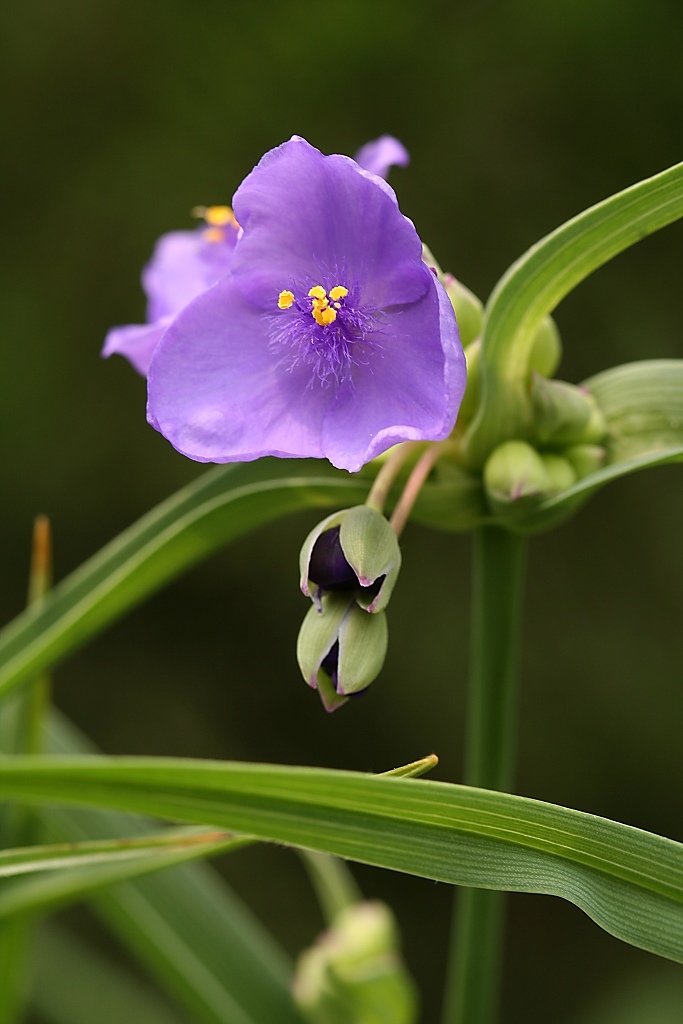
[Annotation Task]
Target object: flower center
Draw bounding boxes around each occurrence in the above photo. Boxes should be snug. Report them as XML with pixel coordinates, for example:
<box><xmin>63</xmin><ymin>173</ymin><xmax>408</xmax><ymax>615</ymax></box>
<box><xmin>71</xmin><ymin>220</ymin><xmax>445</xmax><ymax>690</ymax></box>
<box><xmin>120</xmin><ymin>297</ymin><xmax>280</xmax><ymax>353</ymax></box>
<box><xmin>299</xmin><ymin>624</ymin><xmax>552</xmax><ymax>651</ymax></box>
<box><xmin>272</xmin><ymin>282</ymin><xmax>380</xmax><ymax>386</ymax></box>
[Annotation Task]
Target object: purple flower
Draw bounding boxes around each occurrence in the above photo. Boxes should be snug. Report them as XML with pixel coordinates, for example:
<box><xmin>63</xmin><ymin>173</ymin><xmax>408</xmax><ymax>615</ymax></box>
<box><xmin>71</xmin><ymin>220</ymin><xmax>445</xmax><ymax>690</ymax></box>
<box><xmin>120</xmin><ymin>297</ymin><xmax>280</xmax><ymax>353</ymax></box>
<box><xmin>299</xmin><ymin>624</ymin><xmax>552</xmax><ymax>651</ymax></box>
<box><xmin>102</xmin><ymin>207</ymin><xmax>239</xmax><ymax>375</ymax></box>
<box><xmin>146</xmin><ymin>137</ymin><xmax>465</xmax><ymax>473</ymax></box>
<box><xmin>102</xmin><ymin>139</ymin><xmax>408</xmax><ymax>378</ymax></box>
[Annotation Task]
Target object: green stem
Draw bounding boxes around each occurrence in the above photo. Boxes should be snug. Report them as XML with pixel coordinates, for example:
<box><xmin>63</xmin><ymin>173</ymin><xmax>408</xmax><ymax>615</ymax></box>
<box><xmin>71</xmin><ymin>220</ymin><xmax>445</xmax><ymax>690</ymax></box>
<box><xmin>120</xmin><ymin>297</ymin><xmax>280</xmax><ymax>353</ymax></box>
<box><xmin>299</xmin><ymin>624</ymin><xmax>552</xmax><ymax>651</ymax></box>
<box><xmin>442</xmin><ymin>525</ymin><xmax>527</xmax><ymax>1024</ymax></box>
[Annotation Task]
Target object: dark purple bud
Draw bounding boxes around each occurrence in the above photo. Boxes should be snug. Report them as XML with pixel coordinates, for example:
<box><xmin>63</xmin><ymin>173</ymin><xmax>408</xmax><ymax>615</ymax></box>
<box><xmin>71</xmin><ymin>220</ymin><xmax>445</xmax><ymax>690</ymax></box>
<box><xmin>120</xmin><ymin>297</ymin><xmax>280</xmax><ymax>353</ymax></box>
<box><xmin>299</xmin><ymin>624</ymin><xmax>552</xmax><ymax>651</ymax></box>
<box><xmin>307</xmin><ymin>528</ymin><xmax>358</xmax><ymax>591</ymax></box>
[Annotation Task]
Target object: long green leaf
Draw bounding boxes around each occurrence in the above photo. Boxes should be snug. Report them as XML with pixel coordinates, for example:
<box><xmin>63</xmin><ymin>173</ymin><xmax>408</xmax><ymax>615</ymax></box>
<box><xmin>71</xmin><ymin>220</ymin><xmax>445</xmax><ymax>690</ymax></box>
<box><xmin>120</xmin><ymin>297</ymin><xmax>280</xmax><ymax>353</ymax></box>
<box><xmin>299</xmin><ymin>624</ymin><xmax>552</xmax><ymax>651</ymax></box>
<box><xmin>0</xmin><ymin>829</ymin><xmax>237</xmax><ymax>880</ymax></box>
<box><xmin>42</xmin><ymin>713</ymin><xmax>304</xmax><ymax>1024</ymax></box>
<box><xmin>463</xmin><ymin>160</ymin><xmax>683</xmax><ymax>466</ymax></box>
<box><xmin>1</xmin><ymin>756</ymin><xmax>681</xmax><ymax>963</ymax></box>
<box><xmin>0</xmin><ymin>831</ymin><xmax>248</xmax><ymax>921</ymax></box>
<box><xmin>0</xmin><ymin>464</ymin><xmax>367</xmax><ymax>701</ymax></box>
<box><xmin>0</xmin><ymin>830</ymin><xmax>247</xmax><ymax>923</ymax></box>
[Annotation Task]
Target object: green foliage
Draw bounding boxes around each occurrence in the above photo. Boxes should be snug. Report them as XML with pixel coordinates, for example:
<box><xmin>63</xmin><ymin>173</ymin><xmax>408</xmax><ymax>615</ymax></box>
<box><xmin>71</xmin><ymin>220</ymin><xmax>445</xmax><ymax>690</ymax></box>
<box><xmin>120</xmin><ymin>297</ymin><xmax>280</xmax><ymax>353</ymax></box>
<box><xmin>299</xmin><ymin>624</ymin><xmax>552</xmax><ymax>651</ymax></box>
<box><xmin>0</xmin><ymin>755</ymin><xmax>680</xmax><ymax>963</ymax></box>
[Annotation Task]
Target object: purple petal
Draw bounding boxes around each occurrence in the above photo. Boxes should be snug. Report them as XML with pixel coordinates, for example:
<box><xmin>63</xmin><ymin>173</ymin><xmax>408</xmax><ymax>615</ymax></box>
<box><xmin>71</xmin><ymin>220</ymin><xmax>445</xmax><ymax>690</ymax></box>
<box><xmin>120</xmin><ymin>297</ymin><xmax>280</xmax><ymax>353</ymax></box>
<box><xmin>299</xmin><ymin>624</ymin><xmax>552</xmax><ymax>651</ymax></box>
<box><xmin>102</xmin><ymin>320</ymin><xmax>170</xmax><ymax>377</ymax></box>
<box><xmin>231</xmin><ymin>138</ymin><xmax>428</xmax><ymax>312</ymax></box>
<box><xmin>143</xmin><ymin>228</ymin><xmax>236</xmax><ymax>322</ymax></box>
<box><xmin>320</xmin><ymin>276</ymin><xmax>466</xmax><ymax>472</ymax></box>
<box><xmin>354</xmin><ymin>136</ymin><xmax>410</xmax><ymax>180</ymax></box>
<box><xmin>147</xmin><ymin>276</ymin><xmax>334</xmax><ymax>463</ymax></box>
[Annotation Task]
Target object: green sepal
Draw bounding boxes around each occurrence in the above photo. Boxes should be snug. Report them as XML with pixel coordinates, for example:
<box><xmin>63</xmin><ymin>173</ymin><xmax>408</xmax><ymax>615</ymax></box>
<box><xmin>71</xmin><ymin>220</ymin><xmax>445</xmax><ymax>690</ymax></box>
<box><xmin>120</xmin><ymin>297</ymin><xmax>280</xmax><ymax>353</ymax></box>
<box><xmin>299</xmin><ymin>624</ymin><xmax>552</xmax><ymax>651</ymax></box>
<box><xmin>297</xmin><ymin>595</ymin><xmax>349</xmax><ymax>690</ymax></box>
<box><xmin>297</xmin><ymin>595</ymin><xmax>388</xmax><ymax>708</ymax></box>
<box><xmin>336</xmin><ymin>603</ymin><xmax>388</xmax><ymax>696</ymax></box>
<box><xmin>339</xmin><ymin>507</ymin><xmax>400</xmax><ymax>613</ymax></box>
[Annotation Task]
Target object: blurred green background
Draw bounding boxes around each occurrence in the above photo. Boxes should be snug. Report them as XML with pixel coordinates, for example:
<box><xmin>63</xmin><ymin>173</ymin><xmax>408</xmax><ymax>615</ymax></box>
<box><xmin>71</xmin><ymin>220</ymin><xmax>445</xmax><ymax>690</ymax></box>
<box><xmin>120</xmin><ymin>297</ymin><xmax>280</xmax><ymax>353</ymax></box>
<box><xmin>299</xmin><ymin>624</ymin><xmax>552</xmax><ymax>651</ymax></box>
<box><xmin>1</xmin><ymin>0</ymin><xmax>682</xmax><ymax>1021</ymax></box>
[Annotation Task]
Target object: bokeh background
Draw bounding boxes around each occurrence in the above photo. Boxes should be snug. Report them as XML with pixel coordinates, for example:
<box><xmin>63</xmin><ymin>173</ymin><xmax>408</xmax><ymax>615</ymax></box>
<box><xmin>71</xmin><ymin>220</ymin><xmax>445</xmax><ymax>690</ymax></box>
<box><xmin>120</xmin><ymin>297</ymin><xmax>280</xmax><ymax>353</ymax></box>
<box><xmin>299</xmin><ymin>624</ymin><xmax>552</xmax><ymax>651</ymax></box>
<box><xmin>1</xmin><ymin>0</ymin><xmax>682</xmax><ymax>1021</ymax></box>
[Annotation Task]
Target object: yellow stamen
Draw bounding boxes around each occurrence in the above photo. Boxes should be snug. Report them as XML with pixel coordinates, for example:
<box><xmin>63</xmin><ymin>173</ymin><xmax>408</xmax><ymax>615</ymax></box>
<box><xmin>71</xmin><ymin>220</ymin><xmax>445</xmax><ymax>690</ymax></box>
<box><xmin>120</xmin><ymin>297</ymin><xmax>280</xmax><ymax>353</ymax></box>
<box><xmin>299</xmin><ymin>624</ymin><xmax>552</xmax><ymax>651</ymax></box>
<box><xmin>308</xmin><ymin>285</ymin><xmax>327</xmax><ymax>301</ymax></box>
<box><xmin>278</xmin><ymin>290</ymin><xmax>295</xmax><ymax>309</ymax></box>
<box><xmin>313</xmin><ymin>306</ymin><xmax>337</xmax><ymax>326</ymax></box>
<box><xmin>312</xmin><ymin>296</ymin><xmax>329</xmax><ymax>310</ymax></box>
<box><xmin>329</xmin><ymin>285</ymin><xmax>349</xmax><ymax>301</ymax></box>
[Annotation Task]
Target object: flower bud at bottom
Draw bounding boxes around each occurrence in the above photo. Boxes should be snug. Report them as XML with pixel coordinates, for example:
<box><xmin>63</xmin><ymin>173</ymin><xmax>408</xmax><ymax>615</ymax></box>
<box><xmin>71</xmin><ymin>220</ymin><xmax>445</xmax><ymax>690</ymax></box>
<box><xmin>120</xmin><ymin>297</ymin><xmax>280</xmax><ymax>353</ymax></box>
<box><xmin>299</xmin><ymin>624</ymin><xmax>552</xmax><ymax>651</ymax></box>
<box><xmin>297</xmin><ymin>594</ymin><xmax>389</xmax><ymax>712</ymax></box>
<box><xmin>293</xmin><ymin>901</ymin><xmax>418</xmax><ymax>1024</ymax></box>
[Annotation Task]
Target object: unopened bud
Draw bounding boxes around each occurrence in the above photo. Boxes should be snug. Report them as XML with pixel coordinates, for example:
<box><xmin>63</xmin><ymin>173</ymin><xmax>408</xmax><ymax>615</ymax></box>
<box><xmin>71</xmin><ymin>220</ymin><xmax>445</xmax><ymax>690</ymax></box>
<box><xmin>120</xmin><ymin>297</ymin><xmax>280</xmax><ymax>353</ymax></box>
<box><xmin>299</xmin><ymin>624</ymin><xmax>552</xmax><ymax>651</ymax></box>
<box><xmin>457</xmin><ymin>338</ymin><xmax>481</xmax><ymax>424</ymax></box>
<box><xmin>483</xmin><ymin>440</ymin><xmax>549</xmax><ymax>517</ymax></box>
<box><xmin>297</xmin><ymin>594</ymin><xmax>388</xmax><ymax>711</ymax></box>
<box><xmin>442</xmin><ymin>273</ymin><xmax>483</xmax><ymax>348</ymax></box>
<box><xmin>293</xmin><ymin>901</ymin><xmax>418</xmax><ymax>1024</ymax></box>
<box><xmin>300</xmin><ymin>506</ymin><xmax>401</xmax><ymax>614</ymax></box>
<box><xmin>564</xmin><ymin>443</ymin><xmax>606</xmax><ymax>479</ymax></box>
<box><xmin>528</xmin><ymin>316</ymin><xmax>562</xmax><ymax>379</ymax></box>
<box><xmin>531</xmin><ymin>374</ymin><xmax>607</xmax><ymax>446</ymax></box>
<box><xmin>539</xmin><ymin>453</ymin><xmax>577</xmax><ymax>493</ymax></box>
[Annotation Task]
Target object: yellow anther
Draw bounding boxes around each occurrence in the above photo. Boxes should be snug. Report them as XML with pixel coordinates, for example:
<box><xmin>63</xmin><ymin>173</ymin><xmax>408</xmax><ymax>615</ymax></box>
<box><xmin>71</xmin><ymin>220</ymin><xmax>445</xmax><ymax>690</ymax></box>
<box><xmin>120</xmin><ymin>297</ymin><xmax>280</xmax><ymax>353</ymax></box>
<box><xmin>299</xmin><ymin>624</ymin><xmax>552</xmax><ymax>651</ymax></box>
<box><xmin>313</xmin><ymin>305</ymin><xmax>337</xmax><ymax>326</ymax></box>
<box><xmin>202</xmin><ymin>227</ymin><xmax>226</xmax><ymax>244</ymax></box>
<box><xmin>312</xmin><ymin>296</ymin><xmax>329</xmax><ymax>310</ymax></box>
<box><xmin>308</xmin><ymin>285</ymin><xmax>327</xmax><ymax>301</ymax></box>
<box><xmin>205</xmin><ymin>205</ymin><xmax>236</xmax><ymax>226</ymax></box>
<box><xmin>278</xmin><ymin>290</ymin><xmax>295</xmax><ymax>309</ymax></box>
<box><xmin>329</xmin><ymin>285</ymin><xmax>349</xmax><ymax>301</ymax></box>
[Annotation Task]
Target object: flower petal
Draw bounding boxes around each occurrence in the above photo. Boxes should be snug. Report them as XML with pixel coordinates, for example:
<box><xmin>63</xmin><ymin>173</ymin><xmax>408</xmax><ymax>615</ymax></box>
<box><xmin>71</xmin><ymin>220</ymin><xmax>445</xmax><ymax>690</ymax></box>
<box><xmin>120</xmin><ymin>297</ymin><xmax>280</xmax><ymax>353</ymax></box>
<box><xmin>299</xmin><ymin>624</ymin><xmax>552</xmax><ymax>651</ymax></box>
<box><xmin>102</xmin><ymin>320</ymin><xmax>170</xmax><ymax>377</ymax></box>
<box><xmin>354</xmin><ymin>135</ymin><xmax>410</xmax><ymax>180</ymax></box>
<box><xmin>143</xmin><ymin>228</ymin><xmax>236</xmax><ymax>322</ymax></box>
<box><xmin>231</xmin><ymin>138</ymin><xmax>428</xmax><ymax>311</ymax></box>
<box><xmin>320</xmin><ymin>276</ymin><xmax>466</xmax><ymax>471</ymax></box>
<box><xmin>147</xmin><ymin>276</ymin><xmax>335</xmax><ymax>463</ymax></box>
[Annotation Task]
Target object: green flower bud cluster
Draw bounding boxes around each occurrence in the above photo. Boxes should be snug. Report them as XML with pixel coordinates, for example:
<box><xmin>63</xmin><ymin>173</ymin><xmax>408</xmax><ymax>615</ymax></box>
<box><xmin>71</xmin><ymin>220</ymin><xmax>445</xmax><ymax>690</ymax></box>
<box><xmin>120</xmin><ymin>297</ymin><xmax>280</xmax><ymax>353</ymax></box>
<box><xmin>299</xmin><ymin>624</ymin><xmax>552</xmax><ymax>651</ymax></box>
<box><xmin>482</xmin><ymin>370</ymin><xmax>608</xmax><ymax>522</ymax></box>
<box><xmin>297</xmin><ymin>506</ymin><xmax>400</xmax><ymax>711</ymax></box>
<box><xmin>292</xmin><ymin>901</ymin><xmax>418</xmax><ymax>1024</ymax></box>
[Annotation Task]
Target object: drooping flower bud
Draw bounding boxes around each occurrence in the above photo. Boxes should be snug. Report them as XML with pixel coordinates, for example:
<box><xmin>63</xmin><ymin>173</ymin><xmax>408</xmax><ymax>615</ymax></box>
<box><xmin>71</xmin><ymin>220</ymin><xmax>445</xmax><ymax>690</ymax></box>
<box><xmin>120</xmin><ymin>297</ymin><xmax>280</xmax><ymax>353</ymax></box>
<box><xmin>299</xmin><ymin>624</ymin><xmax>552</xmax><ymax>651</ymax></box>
<box><xmin>530</xmin><ymin>374</ymin><xmax>607</xmax><ymax>446</ymax></box>
<box><xmin>297</xmin><ymin>593</ymin><xmax>388</xmax><ymax>711</ymax></box>
<box><xmin>300</xmin><ymin>506</ymin><xmax>401</xmax><ymax>614</ymax></box>
<box><xmin>293</xmin><ymin>901</ymin><xmax>418</xmax><ymax>1024</ymax></box>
